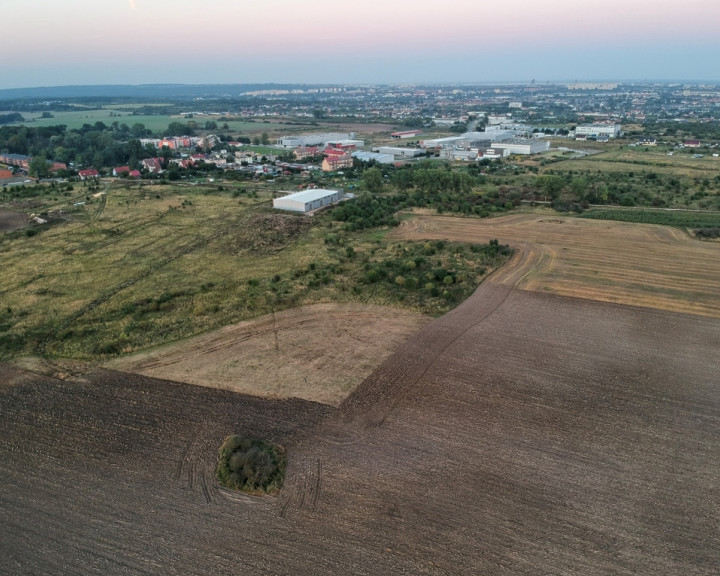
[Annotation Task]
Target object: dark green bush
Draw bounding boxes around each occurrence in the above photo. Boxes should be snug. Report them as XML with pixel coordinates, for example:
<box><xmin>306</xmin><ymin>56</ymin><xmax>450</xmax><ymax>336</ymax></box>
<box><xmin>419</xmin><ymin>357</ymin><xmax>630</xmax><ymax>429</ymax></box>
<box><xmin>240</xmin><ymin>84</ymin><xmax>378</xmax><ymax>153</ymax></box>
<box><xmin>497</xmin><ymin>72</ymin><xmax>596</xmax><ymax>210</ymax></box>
<box><xmin>216</xmin><ymin>436</ymin><xmax>286</xmax><ymax>494</ymax></box>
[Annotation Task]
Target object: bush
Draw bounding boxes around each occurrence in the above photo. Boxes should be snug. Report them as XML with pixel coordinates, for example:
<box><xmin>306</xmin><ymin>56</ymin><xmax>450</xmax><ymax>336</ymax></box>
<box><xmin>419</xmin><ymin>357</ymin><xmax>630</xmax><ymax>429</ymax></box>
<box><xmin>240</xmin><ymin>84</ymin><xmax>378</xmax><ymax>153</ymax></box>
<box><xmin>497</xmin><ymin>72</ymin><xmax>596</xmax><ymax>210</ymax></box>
<box><xmin>216</xmin><ymin>436</ymin><xmax>286</xmax><ymax>494</ymax></box>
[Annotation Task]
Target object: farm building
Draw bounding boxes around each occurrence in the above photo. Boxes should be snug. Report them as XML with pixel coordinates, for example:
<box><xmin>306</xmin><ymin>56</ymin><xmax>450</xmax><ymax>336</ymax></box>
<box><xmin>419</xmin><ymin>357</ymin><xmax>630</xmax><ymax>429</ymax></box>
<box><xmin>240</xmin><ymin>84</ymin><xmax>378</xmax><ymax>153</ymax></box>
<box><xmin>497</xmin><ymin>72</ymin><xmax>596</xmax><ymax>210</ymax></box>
<box><xmin>273</xmin><ymin>189</ymin><xmax>343</xmax><ymax>213</ymax></box>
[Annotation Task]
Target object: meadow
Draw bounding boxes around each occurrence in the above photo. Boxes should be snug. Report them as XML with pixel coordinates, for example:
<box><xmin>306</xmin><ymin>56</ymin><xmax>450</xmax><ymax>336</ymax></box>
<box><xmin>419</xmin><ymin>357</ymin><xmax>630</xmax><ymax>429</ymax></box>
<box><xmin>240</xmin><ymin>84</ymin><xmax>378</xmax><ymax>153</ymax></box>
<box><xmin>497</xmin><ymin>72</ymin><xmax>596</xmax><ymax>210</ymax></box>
<box><xmin>0</xmin><ymin>180</ymin><xmax>508</xmax><ymax>361</ymax></box>
<box><xmin>17</xmin><ymin>109</ymin><xmax>293</xmax><ymax>135</ymax></box>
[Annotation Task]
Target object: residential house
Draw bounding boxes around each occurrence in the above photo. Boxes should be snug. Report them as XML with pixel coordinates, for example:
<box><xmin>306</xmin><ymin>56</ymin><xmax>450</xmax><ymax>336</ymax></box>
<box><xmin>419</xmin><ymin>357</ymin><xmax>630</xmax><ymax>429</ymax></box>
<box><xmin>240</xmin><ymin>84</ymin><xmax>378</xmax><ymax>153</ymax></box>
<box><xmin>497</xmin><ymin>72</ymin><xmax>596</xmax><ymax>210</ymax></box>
<box><xmin>78</xmin><ymin>169</ymin><xmax>99</xmax><ymax>180</ymax></box>
<box><xmin>321</xmin><ymin>153</ymin><xmax>353</xmax><ymax>172</ymax></box>
<box><xmin>113</xmin><ymin>166</ymin><xmax>131</xmax><ymax>177</ymax></box>
<box><xmin>293</xmin><ymin>146</ymin><xmax>319</xmax><ymax>160</ymax></box>
<box><xmin>142</xmin><ymin>157</ymin><xmax>164</xmax><ymax>173</ymax></box>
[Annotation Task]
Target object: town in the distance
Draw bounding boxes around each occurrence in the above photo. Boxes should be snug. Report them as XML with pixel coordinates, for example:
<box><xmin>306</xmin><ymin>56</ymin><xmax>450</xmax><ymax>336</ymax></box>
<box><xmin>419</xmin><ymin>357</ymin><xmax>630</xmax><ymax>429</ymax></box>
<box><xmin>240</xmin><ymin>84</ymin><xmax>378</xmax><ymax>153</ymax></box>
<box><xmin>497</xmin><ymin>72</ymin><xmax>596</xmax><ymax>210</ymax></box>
<box><xmin>1</xmin><ymin>81</ymin><xmax>718</xmax><ymax>214</ymax></box>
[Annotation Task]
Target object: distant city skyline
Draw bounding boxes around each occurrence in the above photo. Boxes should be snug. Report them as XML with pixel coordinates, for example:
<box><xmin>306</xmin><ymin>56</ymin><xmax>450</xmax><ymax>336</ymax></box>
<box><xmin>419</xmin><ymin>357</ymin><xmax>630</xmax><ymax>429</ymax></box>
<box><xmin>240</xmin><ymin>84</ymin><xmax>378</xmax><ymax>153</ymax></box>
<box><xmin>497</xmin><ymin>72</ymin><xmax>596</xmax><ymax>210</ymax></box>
<box><xmin>2</xmin><ymin>0</ymin><xmax>719</xmax><ymax>89</ymax></box>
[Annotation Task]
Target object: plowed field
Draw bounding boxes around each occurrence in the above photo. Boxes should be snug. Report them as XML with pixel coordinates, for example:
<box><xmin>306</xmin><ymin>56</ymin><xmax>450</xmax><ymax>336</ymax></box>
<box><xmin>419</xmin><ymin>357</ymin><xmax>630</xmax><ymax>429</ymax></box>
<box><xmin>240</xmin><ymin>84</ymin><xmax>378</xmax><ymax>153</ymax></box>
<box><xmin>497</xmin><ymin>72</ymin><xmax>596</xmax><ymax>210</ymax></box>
<box><xmin>2</xmin><ymin>277</ymin><xmax>718</xmax><ymax>574</ymax></box>
<box><xmin>390</xmin><ymin>213</ymin><xmax>720</xmax><ymax>318</ymax></box>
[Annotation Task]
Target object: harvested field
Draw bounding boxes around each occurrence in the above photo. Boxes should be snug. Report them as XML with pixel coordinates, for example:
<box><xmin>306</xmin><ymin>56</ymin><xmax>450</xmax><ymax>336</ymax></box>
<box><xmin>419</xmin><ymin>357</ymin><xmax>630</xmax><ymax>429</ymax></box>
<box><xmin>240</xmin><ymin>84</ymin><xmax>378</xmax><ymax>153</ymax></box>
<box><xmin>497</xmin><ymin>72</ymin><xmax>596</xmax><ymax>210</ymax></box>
<box><xmin>0</xmin><ymin>208</ymin><xmax>26</xmax><ymax>232</ymax></box>
<box><xmin>107</xmin><ymin>303</ymin><xmax>431</xmax><ymax>406</ymax></box>
<box><xmin>390</xmin><ymin>213</ymin><xmax>720</xmax><ymax>318</ymax></box>
<box><xmin>2</xmin><ymin>280</ymin><xmax>719</xmax><ymax>575</ymax></box>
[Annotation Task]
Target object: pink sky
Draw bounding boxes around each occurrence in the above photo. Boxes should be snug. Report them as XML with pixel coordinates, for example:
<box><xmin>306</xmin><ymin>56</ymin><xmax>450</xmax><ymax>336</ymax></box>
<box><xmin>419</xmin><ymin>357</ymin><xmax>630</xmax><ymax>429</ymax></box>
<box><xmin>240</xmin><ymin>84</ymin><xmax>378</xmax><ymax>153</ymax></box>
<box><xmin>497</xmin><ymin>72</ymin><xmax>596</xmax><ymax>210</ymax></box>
<box><xmin>2</xmin><ymin>0</ymin><xmax>719</xmax><ymax>87</ymax></box>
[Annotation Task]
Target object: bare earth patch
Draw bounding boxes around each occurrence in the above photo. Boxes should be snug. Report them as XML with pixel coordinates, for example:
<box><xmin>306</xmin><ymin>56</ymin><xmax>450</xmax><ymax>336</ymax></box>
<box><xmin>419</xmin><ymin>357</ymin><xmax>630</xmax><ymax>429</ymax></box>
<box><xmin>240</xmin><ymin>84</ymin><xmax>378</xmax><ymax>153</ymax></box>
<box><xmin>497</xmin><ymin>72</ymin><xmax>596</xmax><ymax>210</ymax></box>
<box><xmin>0</xmin><ymin>208</ymin><xmax>27</xmax><ymax>232</ymax></box>
<box><xmin>107</xmin><ymin>303</ymin><xmax>431</xmax><ymax>406</ymax></box>
<box><xmin>391</xmin><ymin>213</ymin><xmax>720</xmax><ymax>318</ymax></box>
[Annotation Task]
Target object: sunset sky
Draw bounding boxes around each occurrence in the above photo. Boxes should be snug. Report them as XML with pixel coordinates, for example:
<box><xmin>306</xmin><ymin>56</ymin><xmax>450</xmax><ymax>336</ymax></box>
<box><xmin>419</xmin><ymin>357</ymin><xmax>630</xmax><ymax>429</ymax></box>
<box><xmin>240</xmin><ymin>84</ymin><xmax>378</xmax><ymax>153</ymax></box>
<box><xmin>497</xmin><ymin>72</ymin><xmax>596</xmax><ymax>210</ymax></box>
<box><xmin>2</xmin><ymin>0</ymin><xmax>719</xmax><ymax>88</ymax></box>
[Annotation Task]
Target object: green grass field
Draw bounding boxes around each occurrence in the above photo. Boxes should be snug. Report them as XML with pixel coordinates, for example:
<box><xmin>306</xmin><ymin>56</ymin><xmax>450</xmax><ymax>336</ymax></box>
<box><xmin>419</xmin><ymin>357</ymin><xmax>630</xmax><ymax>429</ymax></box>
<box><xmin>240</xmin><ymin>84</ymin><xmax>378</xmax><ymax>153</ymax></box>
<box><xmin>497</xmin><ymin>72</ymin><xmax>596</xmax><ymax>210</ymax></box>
<box><xmin>16</xmin><ymin>110</ymin><xmax>289</xmax><ymax>135</ymax></box>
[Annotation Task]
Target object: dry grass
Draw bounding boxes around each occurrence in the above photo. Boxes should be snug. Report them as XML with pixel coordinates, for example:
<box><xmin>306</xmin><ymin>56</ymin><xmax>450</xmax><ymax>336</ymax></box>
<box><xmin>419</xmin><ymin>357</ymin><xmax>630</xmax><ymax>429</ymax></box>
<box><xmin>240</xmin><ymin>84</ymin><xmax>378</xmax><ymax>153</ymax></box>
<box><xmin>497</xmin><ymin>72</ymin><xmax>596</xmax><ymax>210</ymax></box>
<box><xmin>547</xmin><ymin>146</ymin><xmax>720</xmax><ymax>177</ymax></box>
<box><xmin>107</xmin><ymin>303</ymin><xmax>431</xmax><ymax>406</ymax></box>
<box><xmin>390</xmin><ymin>213</ymin><xmax>720</xmax><ymax>318</ymax></box>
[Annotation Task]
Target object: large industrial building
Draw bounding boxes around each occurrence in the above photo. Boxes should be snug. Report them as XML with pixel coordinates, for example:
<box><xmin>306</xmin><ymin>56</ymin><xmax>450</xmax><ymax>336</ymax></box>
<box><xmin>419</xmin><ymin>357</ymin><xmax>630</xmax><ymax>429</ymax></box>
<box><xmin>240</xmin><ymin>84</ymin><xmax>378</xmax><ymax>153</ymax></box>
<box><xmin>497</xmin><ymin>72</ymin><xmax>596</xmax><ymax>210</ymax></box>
<box><xmin>277</xmin><ymin>133</ymin><xmax>359</xmax><ymax>148</ymax></box>
<box><xmin>575</xmin><ymin>124</ymin><xmax>622</xmax><ymax>138</ymax></box>
<box><xmin>421</xmin><ymin>131</ymin><xmax>491</xmax><ymax>149</ymax></box>
<box><xmin>439</xmin><ymin>149</ymin><xmax>478</xmax><ymax>161</ymax></box>
<box><xmin>272</xmin><ymin>189</ymin><xmax>343</xmax><ymax>213</ymax></box>
<box><xmin>490</xmin><ymin>138</ymin><xmax>550</xmax><ymax>155</ymax></box>
<box><xmin>352</xmin><ymin>151</ymin><xmax>395</xmax><ymax>164</ymax></box>
<box><xmin>376</xmin><ymin>146</ymin><xmax>425</xmax><ymax>159</ymax></box>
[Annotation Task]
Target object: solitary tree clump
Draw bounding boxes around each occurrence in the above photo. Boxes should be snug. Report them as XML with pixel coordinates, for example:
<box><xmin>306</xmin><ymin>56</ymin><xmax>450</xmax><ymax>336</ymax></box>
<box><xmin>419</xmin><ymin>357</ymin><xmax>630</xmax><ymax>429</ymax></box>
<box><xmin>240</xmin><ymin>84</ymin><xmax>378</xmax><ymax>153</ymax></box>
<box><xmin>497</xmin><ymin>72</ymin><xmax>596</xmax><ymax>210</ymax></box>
<box><xmin>216</xmin><ymin>436</ymin><xmax>286</xmax><ymax>494</ymax></box>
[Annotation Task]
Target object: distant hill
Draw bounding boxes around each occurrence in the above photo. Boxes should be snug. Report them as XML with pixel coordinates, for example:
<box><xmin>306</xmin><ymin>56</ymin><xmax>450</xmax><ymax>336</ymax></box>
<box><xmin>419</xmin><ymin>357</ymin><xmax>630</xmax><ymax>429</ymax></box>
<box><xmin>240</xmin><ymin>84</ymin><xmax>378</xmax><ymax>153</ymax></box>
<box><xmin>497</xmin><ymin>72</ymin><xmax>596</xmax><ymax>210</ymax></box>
<box><xmin>0</xmin><ymin>84</ymin><xmax>341</xmax><ymax>101</ymax></box>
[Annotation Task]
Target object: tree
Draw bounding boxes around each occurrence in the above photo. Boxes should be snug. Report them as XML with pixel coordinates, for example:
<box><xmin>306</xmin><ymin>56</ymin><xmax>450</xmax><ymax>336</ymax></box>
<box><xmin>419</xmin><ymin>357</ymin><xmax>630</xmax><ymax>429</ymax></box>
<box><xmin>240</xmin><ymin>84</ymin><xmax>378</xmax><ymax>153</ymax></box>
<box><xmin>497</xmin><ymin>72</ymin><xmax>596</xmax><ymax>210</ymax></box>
<box><xmin>536</xmin><ymin>174</ymin><xmax>564</xmax><ymax>200</ymax></box>
<box><xmin>261</xmin><ymin>132</ymin><xmax>270</xmax><ymax>145</ymax></box>
<box><xmin>131</xmin><ymin>123</ymin><xmax>149</xmax><ymax>138</ymax></box>
<box><xmin>28</xmin><ymin>156</ymin><xmax>51</xmax><ymax>178</ymax></box>
<box><xmin>363</xmin><ymin>167</ymin><xmax>383</xmax><ymax>193</ymax></box>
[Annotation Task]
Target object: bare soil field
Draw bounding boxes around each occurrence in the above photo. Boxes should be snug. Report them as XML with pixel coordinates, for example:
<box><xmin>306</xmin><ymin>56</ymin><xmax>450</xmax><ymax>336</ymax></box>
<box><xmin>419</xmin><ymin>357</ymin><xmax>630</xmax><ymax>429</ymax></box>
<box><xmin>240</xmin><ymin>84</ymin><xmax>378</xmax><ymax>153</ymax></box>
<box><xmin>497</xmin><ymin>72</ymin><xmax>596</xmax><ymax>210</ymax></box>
<box><xmin>0</xmin><ymin>208</ymin><xmax>27</xmax><ymax>232</ymax></box>
<box><xmin>2</xmin><ymin>279</ymin><xmax>718</xmax><ymax>575</ymax></box>
<box><xmin>391</xmin><ymin>213</ymin><xmax>720</xmax><ymax>318</ymax></box>
<box><xmin>107</xmin><ymin>303</ymin><xmax>431</xmax><ymax>406</ymax></box>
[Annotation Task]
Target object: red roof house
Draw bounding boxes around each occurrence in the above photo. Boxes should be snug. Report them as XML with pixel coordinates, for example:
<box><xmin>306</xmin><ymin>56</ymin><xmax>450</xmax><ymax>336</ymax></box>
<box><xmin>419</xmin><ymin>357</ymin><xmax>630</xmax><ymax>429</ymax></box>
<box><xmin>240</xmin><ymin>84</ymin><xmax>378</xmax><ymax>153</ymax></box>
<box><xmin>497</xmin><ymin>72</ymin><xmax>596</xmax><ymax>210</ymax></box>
<box><xmin>78</xmin><ymin>169</ymin><xmax>99</xmax><ymax>180</ymax></box>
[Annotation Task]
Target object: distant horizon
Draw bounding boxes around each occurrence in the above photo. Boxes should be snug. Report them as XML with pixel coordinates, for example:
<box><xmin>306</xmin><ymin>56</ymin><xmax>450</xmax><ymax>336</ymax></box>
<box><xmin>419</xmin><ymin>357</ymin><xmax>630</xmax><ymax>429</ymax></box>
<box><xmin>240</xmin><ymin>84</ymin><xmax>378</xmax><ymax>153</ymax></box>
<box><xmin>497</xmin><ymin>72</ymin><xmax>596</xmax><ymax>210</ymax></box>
<box><xmin>4</xmin><ymin>1</ymin><xmax>719</xmax><ymax>91</ymax></box>
<box><xmin>2</xmin><ymin>78</ymin><xmax>720</xmax><ymax>93</ymax></box>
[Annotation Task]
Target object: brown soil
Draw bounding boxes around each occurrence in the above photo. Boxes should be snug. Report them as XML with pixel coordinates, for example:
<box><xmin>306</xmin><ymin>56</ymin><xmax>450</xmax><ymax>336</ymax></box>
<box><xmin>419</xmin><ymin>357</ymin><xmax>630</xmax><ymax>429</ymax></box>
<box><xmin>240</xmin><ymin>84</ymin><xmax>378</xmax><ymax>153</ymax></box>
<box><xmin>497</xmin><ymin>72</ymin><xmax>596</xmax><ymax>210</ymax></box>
<box><xmin>0</xmin><ymin>208</ymin><xmax>27</xmax><ymax>232</ymax></box>
<box><xmin>107</xmin><ymin>303</ymin><xmax>431</xmax><ymax>406</ymax></box>
<box><xmin>390</xmin><ymin>213</ymin><xmax>720</xmax><ymax>318</ymax></box>
<box><xmin>222</xmin><ymin>213</ymin><xmax>313</xmax><ymax>254</ymax></box>
<box><xmin>2</xmin><ymin>281</ymin><xmax>719</xmax><ymax>574</ymax></box>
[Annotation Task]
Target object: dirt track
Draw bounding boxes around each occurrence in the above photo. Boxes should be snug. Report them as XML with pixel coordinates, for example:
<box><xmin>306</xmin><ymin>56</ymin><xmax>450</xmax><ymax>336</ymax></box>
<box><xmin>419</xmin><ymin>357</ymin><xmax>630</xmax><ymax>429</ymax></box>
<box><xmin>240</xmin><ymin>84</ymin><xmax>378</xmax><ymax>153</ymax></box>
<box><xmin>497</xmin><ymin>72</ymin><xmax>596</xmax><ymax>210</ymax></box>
<box><xmin>2</xmin><ymin>278</ymin><xmax>718</xmax><ymax>574</ymax></box>
<box><xmin>391</xmin><ymin>213</ymin><xmax>720</xmax><ymax>318</ymax></box>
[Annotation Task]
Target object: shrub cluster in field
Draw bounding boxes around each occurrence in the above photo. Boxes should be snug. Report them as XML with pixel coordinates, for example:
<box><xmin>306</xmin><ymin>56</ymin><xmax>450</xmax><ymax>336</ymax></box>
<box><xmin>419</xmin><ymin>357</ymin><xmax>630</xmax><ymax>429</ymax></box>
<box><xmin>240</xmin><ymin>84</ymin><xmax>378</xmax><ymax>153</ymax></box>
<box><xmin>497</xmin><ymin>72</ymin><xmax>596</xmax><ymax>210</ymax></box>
<box><xmin>360</xmin><ymin>239</ymin><xmax>510</xmax><ymax>303</ymax></box>
<box><xmin>330</xmin><ymin>166</ymin><xmax>519</xmax><ymax>230</ymax></box>
<box><xmin>316</xmin><ymin>234</ymin><xmax>512</xmax><ymax>311</ymax></box>
<box><xmin>536</xmin><ymin>169</ymin><xmax>720</xmax><ymax>212</ymax></box>
<box><xmin>694</xmin><ymin>227</ymin><xmax>720</xmax><ymax>239</ymax></box>
<box><xmin>578</xmin><ymin>208</ymin><xmax>720</xmax><ymax>228</ymax></box>
<box><xmin>216</xmin><ymin>436</ymin><xmax>286</xmax><ymax>494</ymax></box>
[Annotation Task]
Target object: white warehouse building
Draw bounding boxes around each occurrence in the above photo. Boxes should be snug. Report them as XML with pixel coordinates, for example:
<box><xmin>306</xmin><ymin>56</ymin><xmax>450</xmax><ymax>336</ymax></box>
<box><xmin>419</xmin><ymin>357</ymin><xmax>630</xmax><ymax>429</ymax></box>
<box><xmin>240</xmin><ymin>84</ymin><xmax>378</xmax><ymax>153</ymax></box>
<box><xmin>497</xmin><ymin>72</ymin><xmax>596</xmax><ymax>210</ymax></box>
<box><xmin>376</xmin><ymin>146</ymin><xmax>425</xmax><ymax>158</ymax></box>
<box><xmin>276</xmin><ymin>133</ymin><xmax>357</xmax><ymax>147</ymax></box>
<box><xmin>575</xmin><ymin>124</ymin><xmax>622</xmax><ymax>138</ymax></box>
<box><xmin>273</xmin><ymin>189</ymin><xmax>343</xmax><ymax>213</ymax></box>
<box><xmin>490</xmin><ymin>138</ymin><xmax>550</xmax><ymax>155</ymax></box>
<box><xmin>352</xmin><ymin>151</ymin><xmax>395</xmax><ymax>164</ymax></box>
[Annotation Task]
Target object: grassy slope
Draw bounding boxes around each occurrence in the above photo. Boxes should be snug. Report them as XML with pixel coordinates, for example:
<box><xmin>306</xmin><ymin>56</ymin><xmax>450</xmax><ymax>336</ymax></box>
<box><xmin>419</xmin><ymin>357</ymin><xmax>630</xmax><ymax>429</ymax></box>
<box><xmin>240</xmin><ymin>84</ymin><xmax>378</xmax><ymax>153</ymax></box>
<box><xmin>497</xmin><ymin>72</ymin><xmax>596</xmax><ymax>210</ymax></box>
<box><xmin>0</xmin><ymin>182</ymin><xmax>507</xmax><ymax>360</ymax></box>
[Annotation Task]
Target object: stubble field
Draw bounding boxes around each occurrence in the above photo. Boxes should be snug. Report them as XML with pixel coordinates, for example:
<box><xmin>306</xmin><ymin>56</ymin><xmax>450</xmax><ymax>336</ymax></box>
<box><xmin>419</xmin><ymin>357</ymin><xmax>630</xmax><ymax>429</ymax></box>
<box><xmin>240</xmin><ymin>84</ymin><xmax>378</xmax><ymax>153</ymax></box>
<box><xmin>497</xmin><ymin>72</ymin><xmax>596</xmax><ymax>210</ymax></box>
<box><xmin>391</xmin><ymin>213</ymin><xmax>720</xmax><ymax>318</ymax></box>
